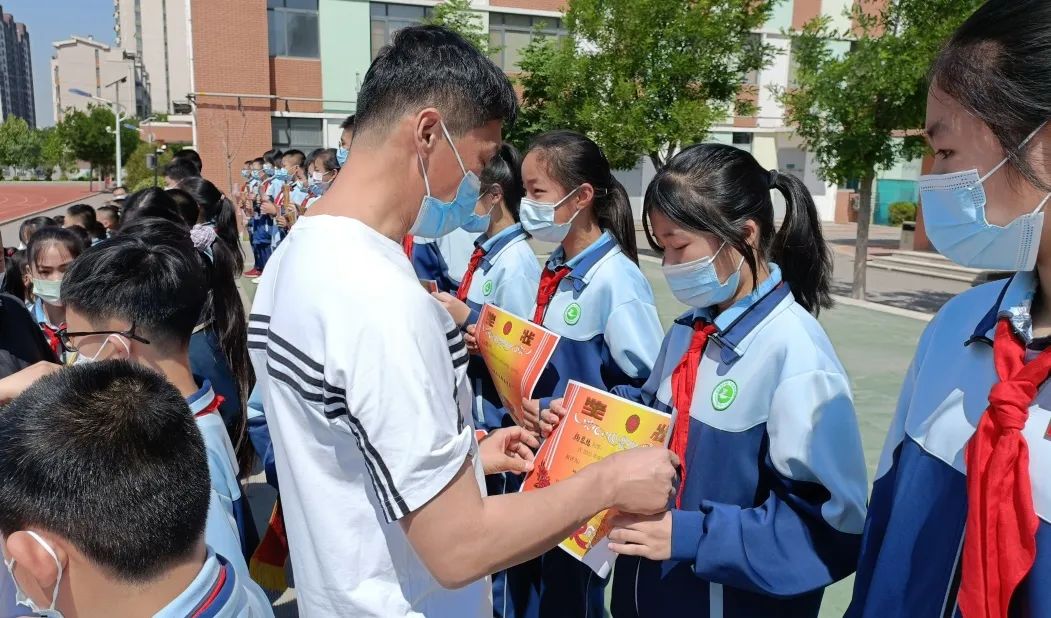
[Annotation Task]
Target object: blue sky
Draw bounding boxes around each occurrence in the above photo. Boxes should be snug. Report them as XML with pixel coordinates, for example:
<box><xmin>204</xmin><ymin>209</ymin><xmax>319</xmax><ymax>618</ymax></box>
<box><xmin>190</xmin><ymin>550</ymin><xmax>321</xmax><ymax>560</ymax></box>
<box><xmin>3</xmin><ymin>0</ymin><xmax>116</xmax><ymax>127</ymax></box>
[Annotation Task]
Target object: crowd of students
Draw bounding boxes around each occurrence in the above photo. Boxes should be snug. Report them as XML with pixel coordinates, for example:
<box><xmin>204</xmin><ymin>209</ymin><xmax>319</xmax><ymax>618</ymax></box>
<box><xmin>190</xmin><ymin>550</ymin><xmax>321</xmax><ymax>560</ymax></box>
<box><xmin>0</xmin><ymin>1</ymin><xmax>1048</xmax><ymax>616</ymax></box>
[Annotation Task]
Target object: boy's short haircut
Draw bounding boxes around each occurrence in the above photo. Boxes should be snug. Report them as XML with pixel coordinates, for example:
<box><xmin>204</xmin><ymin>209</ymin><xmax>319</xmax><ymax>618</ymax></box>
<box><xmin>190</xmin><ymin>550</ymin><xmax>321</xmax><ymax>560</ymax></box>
<box><xmin>252</xmin><ymin>157</ymin><xmax>265</xmax><ymax>166</ymax></box>
<box><xmin>66</xmin><ymin>203</ymin><xmax>97</xmax><ymax>228</ymax></box>
<box><xmin>62</xmin><ymin>225</ymin><xmax>205</xmax><ymax>352</ymax></box>
<box><xmin>173</xmin><ymin>149</ymin><xmax>203</xmax><ymax>173</ymax></box>
<box><xmin>164</xmin><ymin>158</ymin><xmax>200</xmax><ymax>184</ymax></box>
<box><xmin>0</xmin><ymin>360</ymin><xmax>210</xmax><ymax>582</ymax></box>
<box><xmin>97</xmin><ymin>205</ymin><xmax>120</xmax><ymax>224</ymax></box>
<box><xmin>340</xmin><ymin>114</ymin><xmax>355</xmax><ymax>131</ymax></box>
<box><xmin>283</xmin><ymin>149</ymin><xmax>305</xmax><ymax>168</ymax></box>
<box><xmin>262</xmin><ymin>149</ymin><xmax>284</xmax><ymax>167</ymax></box>
<box><xmin>355</xmin><ymin>25</ymin><xmax>517</xmax><ymax>139</ymax></box>
<box><xmin>64</xmin><ymin>224</ymin><xmax>91</xmax><ymax>248</ymax></box>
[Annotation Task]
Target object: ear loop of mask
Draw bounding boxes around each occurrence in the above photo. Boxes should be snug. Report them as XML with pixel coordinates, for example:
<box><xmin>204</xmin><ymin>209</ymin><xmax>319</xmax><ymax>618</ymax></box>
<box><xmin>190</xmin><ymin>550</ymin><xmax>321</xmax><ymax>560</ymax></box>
<box><xmin>5</xmin><ymin>530</ymin><xmax>64</xmax><ymax>612</ymax></box>
<box><xmin>417</xmin><ymin>119</ymin><xmax>469</xmax><ymax>199</ymax></box>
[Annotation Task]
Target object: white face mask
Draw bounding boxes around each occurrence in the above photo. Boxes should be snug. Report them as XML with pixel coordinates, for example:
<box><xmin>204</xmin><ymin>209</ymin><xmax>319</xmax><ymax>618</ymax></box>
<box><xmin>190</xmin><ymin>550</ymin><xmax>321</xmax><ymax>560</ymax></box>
<box><xmin>4</xmin><ymin>531</ymin><xmax>65</xmax><ymax>617</ymax></box>
<box><xmin>72</xmin><ymin>334</ymin><xmax>130</xmax><ymax>366</ymax></box>
<box><xmin>520</xmin><ymin>187</ymin><xmax>583</xmax><ymax>244</ymax></box>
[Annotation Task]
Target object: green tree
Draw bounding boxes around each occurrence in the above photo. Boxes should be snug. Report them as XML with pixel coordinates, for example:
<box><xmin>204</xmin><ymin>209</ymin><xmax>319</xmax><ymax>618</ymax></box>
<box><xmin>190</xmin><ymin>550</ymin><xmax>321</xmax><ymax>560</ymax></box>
<box><xmin>0</xmin><ymin>116</ymin><xmax>42</xmax><ymax>173</ymax></box>
<box><xmin>424</xmin><ymin>0</ymin><xmax>492</xmax><ymax>54</ymax></box>
<box><xmin>511</xmin><ymin>0</ymin><xmax>777</xmax><ymax>169</ymax></box>
<box><xmin>56</xmin><ymin>105</ymin><xmax>140</xmax><ymax>182</ymax></box>
<box><xmin>123</xmin><ymin>140</ymin><xmax>175</xmax><ymax>189</ymax></box>
<box><xmin>779</xmin><ymin>0</ymin><xmax>980</xmax><ymax>298</ymax></box>
<box><xmin>38</xmin><ymin>126</ymin><xmax>75</xmax><ymax>180</ymax></box>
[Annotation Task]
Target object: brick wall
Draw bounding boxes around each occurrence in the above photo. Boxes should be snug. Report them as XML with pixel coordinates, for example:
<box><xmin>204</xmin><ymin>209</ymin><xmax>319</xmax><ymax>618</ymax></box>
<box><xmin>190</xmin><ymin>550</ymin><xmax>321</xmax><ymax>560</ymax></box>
<box><xmin>490</xmin><ymin>0</ymin><xmax>564</xmax><ymax>12</ymax></box>
<box><xmin>269</xmin><ymin>57</ymin><xmax>322</xmax><ymax>113</ymax></box>
<box><xmin>191</xmin><ymin>0</ymin><xmax>272</xmax><ymax>194</ymax></box>
<box><xmin>792</xmin><ymin>0</ymin><xmax>822</xmax><ymax>29</ymax></box>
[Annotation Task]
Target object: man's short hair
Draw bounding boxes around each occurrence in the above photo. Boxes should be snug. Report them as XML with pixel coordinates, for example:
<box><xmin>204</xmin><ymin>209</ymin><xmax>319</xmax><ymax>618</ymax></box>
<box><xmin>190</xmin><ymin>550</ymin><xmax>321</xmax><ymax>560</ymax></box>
<box><xmin>173</xmin><ymin>148</ymin><xmax>203</xmax><ymax>173</ymax></box>
<box><xmin>355</xmin><ymin>26</ymin><xmax>517</xmax><ymax>138</ymax></box>
<box><xmin>0</xmin><ymin>360</ymin><xmax>210</xmax><ymax>582</ymax></box>
<box><xmin>340</xmin><ymin>114</ymin><xmax>355</xmax><ymax>131</ymax></box>
<box><xmin>62</xmin><ymin>224</ymin><xmax>206</xmax><ymax>352</ymax></box>
<box><xmin>66</xmin><ymin>203</ymin><xmax>97</xmax><ymax>228</ymax></box>
<box><xmin>164</xmin><ymin>158</ymin><xmax>200</xmax><ymax>185</ymax></box>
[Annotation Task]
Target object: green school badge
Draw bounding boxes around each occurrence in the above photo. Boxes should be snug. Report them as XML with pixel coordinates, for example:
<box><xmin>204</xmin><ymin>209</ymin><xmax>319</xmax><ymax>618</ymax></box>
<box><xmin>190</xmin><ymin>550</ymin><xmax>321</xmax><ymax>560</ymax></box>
<box><xmin>564</xmin><ymin>303</ymin><xmax>581</xmax><ymax>325</ymax></box>
<box><xmin>483</xmin><ymin>280</ymin><xmax>494</xmax><ymax>296</ymax></box>
<box><xmin>712</xmin><ymin>380</ymin><xmax>738</xmax><ymax>411</ymax></box>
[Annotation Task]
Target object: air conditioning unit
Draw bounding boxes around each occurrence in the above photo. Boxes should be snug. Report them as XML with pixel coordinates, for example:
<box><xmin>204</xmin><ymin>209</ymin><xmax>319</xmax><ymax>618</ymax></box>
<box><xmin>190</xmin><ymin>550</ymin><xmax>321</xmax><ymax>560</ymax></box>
<box><xmin>172</xmin><ymin>101</ymin><xmax>192</xmax><ymax>114</ymax></box>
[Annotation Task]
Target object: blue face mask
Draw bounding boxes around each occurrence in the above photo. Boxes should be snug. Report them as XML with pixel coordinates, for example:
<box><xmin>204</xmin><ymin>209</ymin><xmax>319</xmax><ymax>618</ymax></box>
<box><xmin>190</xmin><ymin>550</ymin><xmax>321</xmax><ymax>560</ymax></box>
<box><xmin>409</xmin><ymin>121</ymin><xmax>481</xmax><ymax>239</ymax></box>
<box><xmin>661</xmin><ymin>242</ymin><xmax>743</xmax><ymax>309</ymax></box>
<box><xmin>241</xmin><ymin>170</ymin><xmax>250</xmax><ymax>178</ymax></box>
<box><xmin>520</xmin><ymin>187</ymin><xmax>582</xmax><ymax>244</ymax></box>
<box><xmin>252</xmin><ymin>169</ymin><xmax>263</xmax><ymax>180</ymax></box>
<box><xmin>461</xmin><ymin>195</ymin><xmax>496</xmax><ymax>234</ymax></box>
<box><xmin>336</xmin><ymin>146</ymin><xmax>349</xmax><ymax>166</ymax></box>
<box><xmin>308</xmin><ymin>182</ymin><xmax>326</xmax><ymax>196</ymax></box>
<box><xmin>920</xmin><ymin>122</ymin><xmax>1050</xmax><ymax>272</ymax></box>
<box><xmin>274</xmin><ymin>168</ymin><xmax>290</xmax><ymax>181</ymax></box>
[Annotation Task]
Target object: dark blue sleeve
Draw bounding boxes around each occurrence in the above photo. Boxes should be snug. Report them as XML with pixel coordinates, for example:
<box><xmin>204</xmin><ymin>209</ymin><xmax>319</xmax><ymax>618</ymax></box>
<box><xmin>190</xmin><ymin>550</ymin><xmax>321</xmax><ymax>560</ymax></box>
<box><xmin>188</xmin><ymin>330</ymin><xmax>242</xmax><ymax>442</ymax></box>
<box><xmin>412</xmin><ymin>242</ymin><xmax>457</xmax><ymax>294</ymax></box>
<box><xmin>845</xmin><ymin>446</ymin><xmax>901</xmax><ymax>617</ymax></box>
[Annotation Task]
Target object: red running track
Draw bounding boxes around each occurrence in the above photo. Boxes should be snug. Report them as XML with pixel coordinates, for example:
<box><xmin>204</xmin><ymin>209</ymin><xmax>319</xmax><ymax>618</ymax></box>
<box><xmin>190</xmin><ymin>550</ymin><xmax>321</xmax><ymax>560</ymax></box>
<box><xmin>0</xmin><ymin>183</ymin><xmax>98</xmax><ymax>223</ymax></box>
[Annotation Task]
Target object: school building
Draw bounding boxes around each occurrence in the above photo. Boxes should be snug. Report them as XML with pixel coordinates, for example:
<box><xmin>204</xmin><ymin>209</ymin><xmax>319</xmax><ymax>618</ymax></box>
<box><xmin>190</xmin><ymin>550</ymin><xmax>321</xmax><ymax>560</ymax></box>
<box><xmin>174</xmin><ymin>0</ymin><xmax>918</xmax><ymax>225</ymax></box>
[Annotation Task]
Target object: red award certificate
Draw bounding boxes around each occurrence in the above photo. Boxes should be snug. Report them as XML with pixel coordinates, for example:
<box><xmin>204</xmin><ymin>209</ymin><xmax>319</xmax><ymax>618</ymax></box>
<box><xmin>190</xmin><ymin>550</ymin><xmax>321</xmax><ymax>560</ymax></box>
<box><xmin>476</xmin><ymin>304</ymin><xmax>560</xmax><ymax>427</ymax></box>
<box><xmin>520</xmin><ymin>380</ymin><xmax>672</xmax><ymax>576</ymax></box>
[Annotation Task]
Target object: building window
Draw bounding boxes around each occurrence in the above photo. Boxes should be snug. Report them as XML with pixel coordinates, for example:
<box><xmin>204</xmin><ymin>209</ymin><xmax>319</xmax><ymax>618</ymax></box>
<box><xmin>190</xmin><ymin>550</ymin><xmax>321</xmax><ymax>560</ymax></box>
<box><xmin>370</xmin><ymin>3</ymin><xmax>433</xmax><ymax>60</ymax></box>
<box><xmin>272</xmin><ymin>117</ymin><xmax>324</xmax><ymax>153</ymax></box>
<box><xmin>268</xmin><ymin>0</ymin><xmax>320</xmax><ymax>58</ymax></box>
<box><xmin>488</xmin><ymin>13</ymin><xmax>566</xmax><ymax>72</ymax></box>
<box><xmin>732</xmin><ymin>132</ymin><xmax>754</xmax><ymax>154</ymax></box>
<box><xmin>742</xmin><ymin>33</ymin><xmax>761</xmax><ymax>86</ymax></box>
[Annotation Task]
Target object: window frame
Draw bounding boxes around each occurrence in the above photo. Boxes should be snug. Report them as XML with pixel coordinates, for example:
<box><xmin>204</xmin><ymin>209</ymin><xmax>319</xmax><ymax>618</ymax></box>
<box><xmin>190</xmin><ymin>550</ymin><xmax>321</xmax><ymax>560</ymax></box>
<box><xmin>369</xmin><ymin>3</ymin><xmax>433</xmax><ymax>60</ymax></box>
<box><xmin>488</xmin><ymin>12</ymin><xmax>566</xmax><ymax>72</ymax></box>
<box><xmin>271</xmin><ymin>116</ymin><xmax>325</xmax><ymax>154</ymax></box>
<box><xmin>268</xmin><ymin>0</ymin><xmax>320</xmax><ymax>59</ymax></box>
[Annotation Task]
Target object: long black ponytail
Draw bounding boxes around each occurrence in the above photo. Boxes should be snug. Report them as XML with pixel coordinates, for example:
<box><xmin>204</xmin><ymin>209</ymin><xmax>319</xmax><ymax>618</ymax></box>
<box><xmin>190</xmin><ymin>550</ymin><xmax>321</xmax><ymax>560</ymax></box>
<box><xmin>527</xmin><ymin>131</ymin><xmax>638</xmax><ymax>263</ymax></box>
<box><xmin>179</xmin><ymin>176</ymin><xmax>246</xmax><ymax>273</ymax></box>
<box><xmin>480</xmin><ymin>142</ymin><xmax>524</xmax><ymax>220</ymax></box>
<box><xmin>643</xmin><ymin>143</ymin><xmax>832</xmax><ymax>314</ymax></box>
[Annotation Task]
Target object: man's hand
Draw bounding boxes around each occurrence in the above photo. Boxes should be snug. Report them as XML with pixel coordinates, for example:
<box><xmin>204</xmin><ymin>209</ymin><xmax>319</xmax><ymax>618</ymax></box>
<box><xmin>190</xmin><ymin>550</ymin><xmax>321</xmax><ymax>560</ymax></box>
<box><xmin>478</xmin><ymin>427</ymin><xmax>539</xmax><ymax>475</ymax></box>
<box><xmin>464</xmin><ymin>324</ymin><xmax>479</xmax><ymax>355</ymax></box>
<box><xmin>598</xmin><ymin>447</ymin><xmax>679</xmax><ymax>515</ymax></box>
<box><xmin>432</xmin><ymin>292</ymin><xmax>471</xmax><ymax>327</ymax></box>
<box><xmin>0</xmin><ymin>362</ymin><xmax>62</xmax><ymax>404</ymax></box>
<box><xmin>539</xmin><ymin>398</ymin><xmax>567</xmax><ymax>439</ymax></box>
<box><xmin>607</xmin><ymin>511</ymin><xmax>673</xmax><ymax>561</ymax></box>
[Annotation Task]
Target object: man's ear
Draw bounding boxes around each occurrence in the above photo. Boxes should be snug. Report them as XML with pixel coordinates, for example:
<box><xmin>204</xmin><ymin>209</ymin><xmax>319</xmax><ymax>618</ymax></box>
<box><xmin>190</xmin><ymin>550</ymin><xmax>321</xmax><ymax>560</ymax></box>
<box><xmin>414</xmin><ymin>109</ymin><xmax>443</xmax><ymax>159</ymax></box>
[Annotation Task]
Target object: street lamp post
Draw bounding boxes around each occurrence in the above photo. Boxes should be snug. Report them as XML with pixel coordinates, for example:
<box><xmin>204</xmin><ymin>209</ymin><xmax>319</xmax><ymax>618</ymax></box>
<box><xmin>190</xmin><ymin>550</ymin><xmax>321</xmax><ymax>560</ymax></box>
<box><xmin>69</xmin><ymin>76</ymin><xmax>129</xmax><ymax>187</ymax></box>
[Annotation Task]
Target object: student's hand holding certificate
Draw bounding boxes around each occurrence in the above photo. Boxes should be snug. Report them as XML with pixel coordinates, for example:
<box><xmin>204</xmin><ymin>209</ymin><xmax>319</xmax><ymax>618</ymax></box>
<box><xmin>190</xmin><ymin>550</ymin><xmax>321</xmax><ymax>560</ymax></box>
<box><xmin>607</xmin><ymin>511</ymin><xmax>673</xmax><ymax>561</ymax></box>
<box><xmin>479</xmin><ymin>426</ymin><xmax>540</xmax><ymax>475</ymax></box>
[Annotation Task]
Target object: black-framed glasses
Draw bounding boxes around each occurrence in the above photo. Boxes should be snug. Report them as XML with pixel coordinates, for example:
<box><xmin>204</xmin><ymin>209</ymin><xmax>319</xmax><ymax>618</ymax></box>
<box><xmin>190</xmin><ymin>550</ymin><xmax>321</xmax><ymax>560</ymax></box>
<box><xmin>56</xmin><ymin>324</ymin><xmax>151</xmax><ymax>354</ymax></box>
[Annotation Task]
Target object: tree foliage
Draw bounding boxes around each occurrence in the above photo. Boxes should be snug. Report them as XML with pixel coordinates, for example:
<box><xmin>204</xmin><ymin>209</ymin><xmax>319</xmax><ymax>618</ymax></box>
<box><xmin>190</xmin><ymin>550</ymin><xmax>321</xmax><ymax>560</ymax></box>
<box><xmin>0</xmin><ymin>116</ymin><xmax>41</xmax><ymax>171</ymax></box>
<box><xmin>779</xmin><ymin>0</ymin><xmax>981</xmax><ymax>297</ymax></box>
<box><xmin>55</xmin><ymin>105</ymin><xmax>140</xmax><ymax>176</ymax></box>
<box><xmin>38</xmin><ymin>127</ymin><xmax>75</xmax><ymax>179</ymax></box>
<box><xmin>424</xmin><ymin>0</ymin><xmax>492</xmax><ymax>54</ymax></box>
<box><xmin>511</xmin><ymin>0</ymin><xmax>777</xmax><ymax>168</ymax></box>
<box><xmin>123</xmin><ymin>140</ymin><xmax>175</xmax><ymax>190</ymax></box>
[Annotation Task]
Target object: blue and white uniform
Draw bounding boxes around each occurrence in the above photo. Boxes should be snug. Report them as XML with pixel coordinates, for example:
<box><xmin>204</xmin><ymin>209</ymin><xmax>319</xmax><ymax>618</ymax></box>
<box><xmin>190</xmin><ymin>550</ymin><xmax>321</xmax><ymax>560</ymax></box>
<box><xmin>507</xmin><ymin>231</ymin><xmax>663</xmax><ymax>618</ymax></box>
<box><xmin>412</xmin><ymin>227</ymin><xmax>479</xmax><ymax>293</ymax></box>
<box><xmin>848</xmin><ymin>272</ymin><xmax>1051</xmax><ymax>618</ymax></box>
<box><xmin>609</xmin><ymin>265</ymin><xmax>868</xmax><ymax>617</ymax></box>
<box><xmin>155</xmin><ymin>550</ymin><xmax>273</xmax><ymax>617</ymax></box>
<box><xmin>462</xmin><ymin>223</ymin><xmax>542</xmax><ymax>430</ymax></box>
<box><xmin>187</xmin><ymin>381</ymin><xmax>258</xmax><ymax>585</ymax></box>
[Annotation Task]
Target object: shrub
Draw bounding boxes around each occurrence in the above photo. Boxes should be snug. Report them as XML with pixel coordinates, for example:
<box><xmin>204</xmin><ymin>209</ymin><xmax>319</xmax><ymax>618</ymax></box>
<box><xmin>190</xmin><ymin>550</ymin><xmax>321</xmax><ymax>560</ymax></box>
<box><xmin>889</xmin><ymin>201</ymin><xmax>917</xmax><ymax>226</ymax></box>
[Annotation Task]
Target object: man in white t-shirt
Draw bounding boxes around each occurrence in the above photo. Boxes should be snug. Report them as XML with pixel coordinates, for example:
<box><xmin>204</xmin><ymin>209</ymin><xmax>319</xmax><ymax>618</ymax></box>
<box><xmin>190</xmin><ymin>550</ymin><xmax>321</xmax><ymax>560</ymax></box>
<box><xmin>248</xmin><ymin>25</ymin><xmax>678</xmax><ymax>617</ymax></box>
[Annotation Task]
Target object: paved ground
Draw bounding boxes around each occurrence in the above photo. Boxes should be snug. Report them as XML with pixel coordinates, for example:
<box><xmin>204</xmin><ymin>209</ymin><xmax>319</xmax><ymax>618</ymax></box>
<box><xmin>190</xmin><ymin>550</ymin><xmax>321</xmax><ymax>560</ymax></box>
<box><xmin>239</xmin><ymin>244</ymin><xmax>929</xmax><ymax>617</ymax></box>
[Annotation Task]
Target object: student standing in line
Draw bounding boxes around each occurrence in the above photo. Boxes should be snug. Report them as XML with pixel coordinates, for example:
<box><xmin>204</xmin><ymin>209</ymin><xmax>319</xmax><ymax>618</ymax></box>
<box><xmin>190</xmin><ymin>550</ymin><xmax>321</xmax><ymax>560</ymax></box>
<box><xmin>0</xmin><ymin>361</ymin><xmax>272</xmax><ymax>617</ymax></box>
<box><xmin>848</xmin><ymin>2</ymin><xmax>1051</xmax><ymax>616</ymax></box>
<box><xmin>247</xmin><ymin>26</ymin><xmax>677</xmax><ymax>617</ymax></box>
<box><xmin>303</xmin><ymin>148</ymin><xmax>340</xmax><ymax>210</ymax></box>
<box><xmin>588</xmin><ymin>143</ymin><xmax>868</xmax><ymax>617</ymax></box>
<box><xmin>432</xmin><ymin>143</ymin><xmax>540</xmax><ymax>618</ymax></box>
<box><xmin>508</xmin><ymin>130</ymin><xmax>665</xmax><ymax>618</ymax></box>
<box><xmin>24</xmin><ymin>227</ymin><xmax>85</xmax><ymax>364</ymax></box>
<box><xmin>58</xmin><ymin>223</ymin><xmax>261</xmax><ymax>585</ymax></box>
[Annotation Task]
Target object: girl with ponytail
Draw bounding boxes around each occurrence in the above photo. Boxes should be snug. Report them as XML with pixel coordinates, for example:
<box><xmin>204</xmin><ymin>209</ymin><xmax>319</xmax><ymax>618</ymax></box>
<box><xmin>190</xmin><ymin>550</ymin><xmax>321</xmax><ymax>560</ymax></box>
<box><xmin>595</xmin><ymin>143</ymin><xmax>866</xmax><ymax>618</ymax></box>
<box><xmin>506</xmin><ymin>130</ymin><xmax>664</xmax><ymax>618</ymax></box>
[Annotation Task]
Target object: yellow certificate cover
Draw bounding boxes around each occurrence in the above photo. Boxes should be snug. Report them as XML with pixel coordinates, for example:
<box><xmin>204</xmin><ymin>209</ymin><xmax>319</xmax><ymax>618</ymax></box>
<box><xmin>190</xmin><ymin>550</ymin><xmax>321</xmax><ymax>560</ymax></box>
<box><xmin>520</xmin><ymin>380</ymin><xmax>672</xmax><ymax>576</ymax></box>
<box><xmin>476</xmin><ymin>304</ymin><xmax>561</xmax><ymax>427</ymax></box>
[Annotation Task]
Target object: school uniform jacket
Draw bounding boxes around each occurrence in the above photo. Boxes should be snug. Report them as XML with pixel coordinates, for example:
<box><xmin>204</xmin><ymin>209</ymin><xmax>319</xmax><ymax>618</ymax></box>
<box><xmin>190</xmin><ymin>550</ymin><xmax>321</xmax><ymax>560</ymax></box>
<box><xmin>154</xmin><ymin>550</ymin><xmax>273</xmax><ymax>617</ymax></box>
<box><xmin>188</xmin><ymin>381</ymin><xmax>258</xmax><ymax>586</ymax></box>
<box><xmin>462</xmin><ymin>223</ymin><xmax>542</xmax><ymax>430</ymax></box>
<box><xmin>412</xmin><ymin>227</ymin><xmax>480</xmax><ymax>294</ymax></box>
<box><xmin>848</xmin><ymin>272</ymin><xmax>1051</xmax><ymax>618</ymax></box>
<box><xmin>531</xmin><ymin>231</ymin><xmax>664</xmax><ymax>409</ymax></box>
<box><xmin>610</xmin><ymin>266</ymin><xmax>868</xmax><ymax>618</ymax></box>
